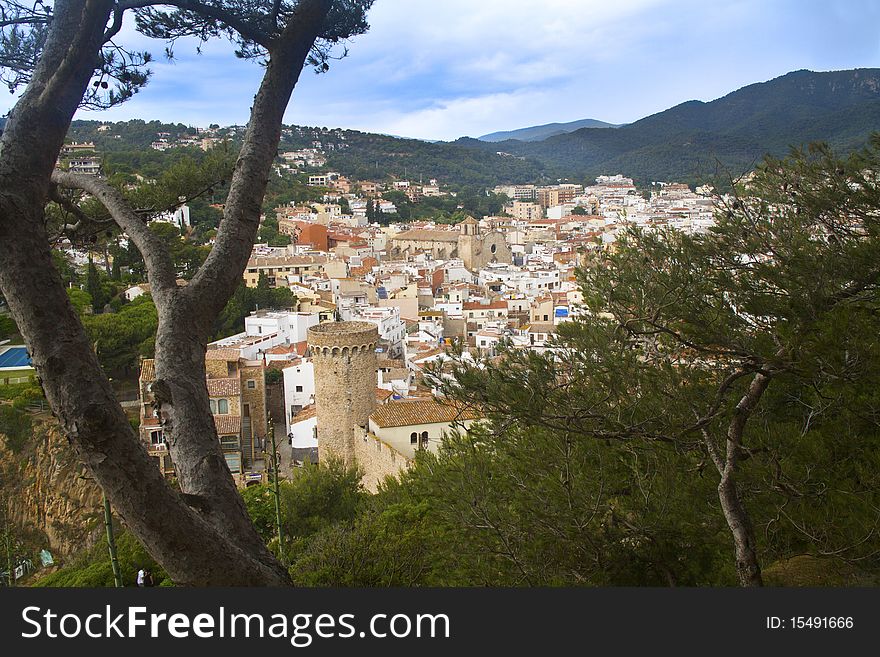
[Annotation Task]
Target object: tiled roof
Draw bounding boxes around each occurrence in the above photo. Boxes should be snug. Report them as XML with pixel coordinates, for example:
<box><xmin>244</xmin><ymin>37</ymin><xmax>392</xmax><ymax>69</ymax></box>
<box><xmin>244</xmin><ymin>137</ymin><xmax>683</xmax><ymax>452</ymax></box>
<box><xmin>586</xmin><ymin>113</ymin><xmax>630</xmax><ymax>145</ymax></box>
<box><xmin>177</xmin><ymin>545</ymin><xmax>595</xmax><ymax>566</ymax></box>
<box><xmin>213</xmin><ymin>415</ymin><xmax>241</xmax><ymax>435</ymax></box>
<box><xmin>207</xmin><ymin>377</ymin><xmax>240</xmax><ymax>397</ymax></box>
<box><xmin>370</xmin><ymin>399</ymin><xmax>482</xmax><ymax>428</ymax></box>
<box><xmin>527</xmin><ymin>322</ymin><xmax>556</xmax><ymax>333</ymax></box>
<box><xmin>291</xmin><ymin>405</ymin><xmax>317</xmax><ymax>423</ymax></box>
<box><xmin>410</xmin><ymin>347</ymin><xmax>446</xmax><ymax>362</ymax></box>
<box><xmin>140</xmin><ymin>359</ymin><xmax>155</xmax><ymax>382</ymax></box>
<box><xmin>386</xmin><ymin>368</ymin><xmax>410</xmax><ymax>381</ymax></box>
<box><xmin>266</xmin><ymin>343</ymin><xmax>299</xmax><ymax>355</ymax></box>
<box><xmin>375</xmin><ymin>388</ymin><xmax>394</xmax><ymax>403</ymax></box>
<box><xmin>463</xmin><ymin>301</ymin><xmax>508</xmax><ymax>310</ymax></box>
<box><xmin>205</xmin><ymin>348</ymin><xmax>241</xmax><ymax>361</ymax></box>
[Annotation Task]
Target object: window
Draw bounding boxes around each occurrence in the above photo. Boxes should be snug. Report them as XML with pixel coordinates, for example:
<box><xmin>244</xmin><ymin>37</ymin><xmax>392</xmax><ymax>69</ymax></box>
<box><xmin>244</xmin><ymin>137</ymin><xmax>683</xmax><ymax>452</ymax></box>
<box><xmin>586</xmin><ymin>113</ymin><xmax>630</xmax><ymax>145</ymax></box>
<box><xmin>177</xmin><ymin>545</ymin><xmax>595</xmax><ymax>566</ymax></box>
<box><xmin>209</xmin><ymin>399</ymin><xmax>217</xmax><ymax>414</ymax></box>
<box><xmin>247</xmin><ymin>380</ymin><xmax>256</xmax><ymax>389</ymax></box>
<box><xmin>296</xmin><ymin>385</ymin><xmax>303</xmax><ymax>392</ymax></box>
<box><xmin>420</xmin><ymin>431</ymin><xmax>429</xmax><ymax>448</ymax></box>
<box><xmin>211</xmin><ymin>399</ymin><xmax>229</xmax><ymax>414</ymax></box>
<box><xmin>149</xmin><ymin>430</ymin><xmax>163</xmax><ymax>445</ymax></box>
<box><xmin>410</xmin><ymin>432</ymin><xmax>418</xmax><ymax>445</ymax></box>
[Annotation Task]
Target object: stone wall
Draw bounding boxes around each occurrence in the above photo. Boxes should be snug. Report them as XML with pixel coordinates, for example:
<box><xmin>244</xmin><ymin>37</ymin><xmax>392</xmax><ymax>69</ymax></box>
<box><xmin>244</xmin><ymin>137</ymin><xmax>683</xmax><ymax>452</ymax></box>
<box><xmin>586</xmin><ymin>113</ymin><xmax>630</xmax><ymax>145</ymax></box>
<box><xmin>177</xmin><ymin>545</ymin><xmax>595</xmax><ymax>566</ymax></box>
<box><xmin>308</xmin><ymin>322</ymin><xmax>378</xmax><ymax>465</ymax></box>
<box><xmin>353</xmin><ymin>431</ymin><xmax>410</xmax><ymax>493</ymax></box>
<box><xmin>240</xmin><ymin>364</ymin><xmax>268</xmax><ymax>438</ymax></box>
<box><xmin>205</xmin><ymin>359</ymin><xmax>229</xmax><ymax>379</ymax></box>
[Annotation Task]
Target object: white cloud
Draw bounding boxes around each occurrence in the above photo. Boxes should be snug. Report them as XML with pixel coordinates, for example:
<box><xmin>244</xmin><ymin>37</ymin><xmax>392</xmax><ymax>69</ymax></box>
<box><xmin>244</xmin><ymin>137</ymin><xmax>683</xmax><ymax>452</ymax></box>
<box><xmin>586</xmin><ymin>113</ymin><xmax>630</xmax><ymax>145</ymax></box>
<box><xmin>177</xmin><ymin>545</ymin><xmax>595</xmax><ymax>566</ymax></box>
<box><xmin>3</xmin><ymin>1</ymin><xmax>879</xmax><ymax>139</ymax></box>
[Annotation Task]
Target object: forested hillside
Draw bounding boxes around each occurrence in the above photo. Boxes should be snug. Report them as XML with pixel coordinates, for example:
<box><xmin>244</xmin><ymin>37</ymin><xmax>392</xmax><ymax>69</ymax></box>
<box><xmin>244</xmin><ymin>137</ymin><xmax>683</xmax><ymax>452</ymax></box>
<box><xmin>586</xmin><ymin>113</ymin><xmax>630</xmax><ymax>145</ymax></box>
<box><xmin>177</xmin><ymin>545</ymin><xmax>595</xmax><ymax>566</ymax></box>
<box><xmin>65</xmin><ymin>69</ymin><xmax>880</xmax><ymax>188</ymax></box>
<box><xmin>456</xmin><ymin>69</ymin><xmax>880</xmax><ymax>185</ymax></box>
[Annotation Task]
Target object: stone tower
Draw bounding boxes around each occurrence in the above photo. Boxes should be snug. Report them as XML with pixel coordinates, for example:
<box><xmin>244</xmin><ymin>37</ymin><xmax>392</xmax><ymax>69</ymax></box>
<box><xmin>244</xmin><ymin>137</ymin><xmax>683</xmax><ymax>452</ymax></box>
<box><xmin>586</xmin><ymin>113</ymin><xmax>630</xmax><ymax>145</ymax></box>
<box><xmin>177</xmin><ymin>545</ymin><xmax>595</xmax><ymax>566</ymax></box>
<box><xmin>307</xmin><ymin>321</ymin><xmax>379</xmax><ymax>464</ymax></box>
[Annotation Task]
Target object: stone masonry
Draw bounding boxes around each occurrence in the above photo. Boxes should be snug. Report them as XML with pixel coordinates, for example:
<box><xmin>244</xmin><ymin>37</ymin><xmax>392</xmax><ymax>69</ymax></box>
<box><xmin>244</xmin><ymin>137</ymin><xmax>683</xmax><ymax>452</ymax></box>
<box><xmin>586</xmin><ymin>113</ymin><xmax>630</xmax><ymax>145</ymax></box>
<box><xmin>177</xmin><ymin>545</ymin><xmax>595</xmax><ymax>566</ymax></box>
<box><xmin>307</xmin><ymin>321</ymin><xmax>378</xmax><ymax>464</ymax></box>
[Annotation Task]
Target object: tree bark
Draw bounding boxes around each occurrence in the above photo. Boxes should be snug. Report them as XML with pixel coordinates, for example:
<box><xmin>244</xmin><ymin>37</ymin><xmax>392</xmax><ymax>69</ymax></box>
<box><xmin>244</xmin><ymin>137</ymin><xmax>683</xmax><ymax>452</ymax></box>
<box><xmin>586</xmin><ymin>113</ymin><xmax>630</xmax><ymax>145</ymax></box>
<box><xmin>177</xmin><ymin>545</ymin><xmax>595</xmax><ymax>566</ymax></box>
<box><xmin>0</xmin><ymin>0</ymin><xmax>333</xmax><ymax>585</ymax></box>
<box><xmin>717</xmin><ymin>371</ymin><xmax>771</xmax><ymax>587</ymax></box>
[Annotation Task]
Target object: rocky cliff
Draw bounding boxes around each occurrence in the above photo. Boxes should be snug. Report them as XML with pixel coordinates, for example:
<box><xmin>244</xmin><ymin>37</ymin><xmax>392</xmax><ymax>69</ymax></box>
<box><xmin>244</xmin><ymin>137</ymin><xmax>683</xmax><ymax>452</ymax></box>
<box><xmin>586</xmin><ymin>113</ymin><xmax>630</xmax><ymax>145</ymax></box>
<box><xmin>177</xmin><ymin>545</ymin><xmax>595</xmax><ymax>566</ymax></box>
<box><xmin>1</xmin><ymin>417</ymin><xmax>103</xmax><ymax>559</ymax></box>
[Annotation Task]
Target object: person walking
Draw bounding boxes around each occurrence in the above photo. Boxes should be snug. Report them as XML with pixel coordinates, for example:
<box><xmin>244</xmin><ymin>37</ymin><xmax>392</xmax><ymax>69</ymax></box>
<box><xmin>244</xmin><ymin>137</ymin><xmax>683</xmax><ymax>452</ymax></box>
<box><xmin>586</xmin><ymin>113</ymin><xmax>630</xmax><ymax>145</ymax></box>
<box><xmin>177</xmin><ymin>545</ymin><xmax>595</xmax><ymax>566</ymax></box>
<box><xmin>136</xmin><ymin>567</ymin><xmax>145</xmax><ymax>587</ymax></box>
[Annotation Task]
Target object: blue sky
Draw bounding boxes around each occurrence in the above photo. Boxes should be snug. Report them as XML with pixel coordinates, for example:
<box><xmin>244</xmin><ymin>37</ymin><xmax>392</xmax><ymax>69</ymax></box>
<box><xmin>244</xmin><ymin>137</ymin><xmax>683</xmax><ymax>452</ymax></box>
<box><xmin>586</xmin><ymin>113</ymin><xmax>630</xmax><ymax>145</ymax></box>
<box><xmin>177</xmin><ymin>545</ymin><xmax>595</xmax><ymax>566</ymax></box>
<box><xmin>5</xmin><ymin>0</ymin><xmax>880</xmax><ymax>140</ymax></box>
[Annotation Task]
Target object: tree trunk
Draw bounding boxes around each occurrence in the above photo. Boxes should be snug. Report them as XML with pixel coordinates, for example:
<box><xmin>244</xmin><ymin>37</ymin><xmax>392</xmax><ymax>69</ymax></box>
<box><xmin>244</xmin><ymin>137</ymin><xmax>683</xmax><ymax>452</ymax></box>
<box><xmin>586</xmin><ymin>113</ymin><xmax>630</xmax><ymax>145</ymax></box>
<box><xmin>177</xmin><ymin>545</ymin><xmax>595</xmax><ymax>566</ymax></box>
<box><xmin>718</xmin><ymin>474</ymin><xmax>763</xmax><ymax>586</ymax></box>
<box><xmin>0</xmin><ymin>0</ymin><xmax>332</xmax><ymax>585</ymax></box>
<box><xmin>716</xmin><ymin>370</ymin><xmax>771</xmax><ymax>587</ymax></box>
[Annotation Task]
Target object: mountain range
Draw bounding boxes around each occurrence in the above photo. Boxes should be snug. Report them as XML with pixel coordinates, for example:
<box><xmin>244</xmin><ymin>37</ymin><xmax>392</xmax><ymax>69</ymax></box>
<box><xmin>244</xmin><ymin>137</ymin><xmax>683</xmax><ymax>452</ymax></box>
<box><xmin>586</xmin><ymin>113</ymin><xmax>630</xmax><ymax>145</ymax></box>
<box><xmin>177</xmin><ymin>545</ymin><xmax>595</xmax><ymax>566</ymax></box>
<box><xmin>456</xmin><ymin>68</ymin><xmax>880</xmax><ymax>185</ymax></box>
<box><xmin>477</xmin><ymin>118</ymin><xmax>621</xmax><ymax>143</ymax></box>
<box><xmin>64</xmin><ymin>68</ymin><xmax>880</xmax><ymax>189</ymax></box>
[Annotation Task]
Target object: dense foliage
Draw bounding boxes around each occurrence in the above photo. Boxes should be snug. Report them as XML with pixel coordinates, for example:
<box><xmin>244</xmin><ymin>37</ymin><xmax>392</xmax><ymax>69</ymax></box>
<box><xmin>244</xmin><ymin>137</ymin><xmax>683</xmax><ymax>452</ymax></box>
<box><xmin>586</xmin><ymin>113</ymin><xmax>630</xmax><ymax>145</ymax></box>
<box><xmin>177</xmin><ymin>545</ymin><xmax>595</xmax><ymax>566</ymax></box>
<box><xmin>35</xmin><ymin>530</ymin><xmax>169</xmax><ymax>588</ymax></box>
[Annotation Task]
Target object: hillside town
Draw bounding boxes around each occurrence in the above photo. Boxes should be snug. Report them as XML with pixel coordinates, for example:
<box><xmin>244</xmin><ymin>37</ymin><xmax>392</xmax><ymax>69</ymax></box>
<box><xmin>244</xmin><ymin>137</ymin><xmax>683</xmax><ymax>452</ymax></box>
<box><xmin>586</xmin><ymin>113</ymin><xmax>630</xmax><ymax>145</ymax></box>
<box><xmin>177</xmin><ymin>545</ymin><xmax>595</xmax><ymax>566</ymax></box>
<box><xmin>113</xmin><ymin>137</ymin><xmax>720</xmax><ymax>491</ymax></box>
<box><xmin>2</xmin><ymin>0</ymin><xmax>878</xmax><ymax>597</ymax></box>
<box><xmin>1</xmin><ymin>124</ymin><xmax>725</xmax><ymax>495</ymax></box>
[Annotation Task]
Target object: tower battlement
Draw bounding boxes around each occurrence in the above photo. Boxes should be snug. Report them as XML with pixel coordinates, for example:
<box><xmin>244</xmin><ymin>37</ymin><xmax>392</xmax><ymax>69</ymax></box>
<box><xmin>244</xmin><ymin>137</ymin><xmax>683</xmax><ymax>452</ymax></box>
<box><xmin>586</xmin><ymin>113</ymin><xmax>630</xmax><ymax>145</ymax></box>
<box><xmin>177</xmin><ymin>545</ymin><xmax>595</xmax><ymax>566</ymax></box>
<box><xmin>308</xmin><ymin>321</ymin><xmax>379</xmax><ymax>464</ymax></box>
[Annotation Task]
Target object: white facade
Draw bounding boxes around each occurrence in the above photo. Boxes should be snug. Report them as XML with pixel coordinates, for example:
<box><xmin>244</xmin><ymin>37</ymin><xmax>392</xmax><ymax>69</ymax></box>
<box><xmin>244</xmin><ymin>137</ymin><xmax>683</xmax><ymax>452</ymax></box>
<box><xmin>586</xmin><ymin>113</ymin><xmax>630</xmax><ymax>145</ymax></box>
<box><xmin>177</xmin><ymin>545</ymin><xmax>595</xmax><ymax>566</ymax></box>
<box><xmin>368</xmin><ymin>417</ymin><xmax>477</xmax><ymax>459</ymax></box>
<box><xmin>288</xmin><ymin>412</ymin><xmax>318</xmax><ymax>449</ymax></box>
<box><xmin>244</xmin><ymin>311</ymin><xmax>319</xmax><ymax>345</ymax></box>
<box><xmin>209</xmin><ymin>310</ymin><xmax>320</xmax><ymax>361</ymax></box>
<box><xmin>282</xmin><ymin>361</ymin><xmax>316</xmax><ymax>435</ymax></box>
<box><xmin>342</xmin><ymin>305</ymin><xmax>407</xmax><ymax>359</ymax></box>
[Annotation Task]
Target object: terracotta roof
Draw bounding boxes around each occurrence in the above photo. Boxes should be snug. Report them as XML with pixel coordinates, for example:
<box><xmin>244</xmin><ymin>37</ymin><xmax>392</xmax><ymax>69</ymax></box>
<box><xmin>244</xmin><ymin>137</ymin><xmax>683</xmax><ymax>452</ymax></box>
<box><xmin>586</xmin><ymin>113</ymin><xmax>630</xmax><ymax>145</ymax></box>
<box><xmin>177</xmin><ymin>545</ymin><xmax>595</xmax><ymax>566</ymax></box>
<box><xmin>411</xmin><ymin>347</ymin><xmax>446</xmax><ymax>362</ymax></box>
<box><xmin>213</xmin><ymin>415</ymin><xmax>241</xmax><ymax>435</ymax></box>
<box><xmin>140</xmin><ymin>359</ymin><xmax>155</xmax><ymax>382</ymax></box>
<box><xmin>528</xmin><ymin>322</ymin><xmax>556</xmax><ymax>333</ymax></box>
<box><xmin>370</xmin><ymin>399</ymin><xmax>482</xmax><ymax>428</ymax></box>
<box><xmin>386</xmin><ymin>368</ymin><xmax>410</xmax><ymax>381</ymax></box>
<box><xmin>291</xmin><ymin>405</ymin><xmax>317</xmax><ymax>424</ymax></box>
<box><xmin>207</xmin><ymin>377</ymin><xmax>240</xmax><ymax>397</ymax></box>
<box><xmin>463</xmin><ymin>301</ymin><xmax>508</xmax><ymax>310</ymax></box>
<box><xmin>205</xmin><ymin>348</ymin><xmax>241</xmax><ymax>361</ymax></box>
<box><xmin>375</xmin><ymin>388</ymin><xmax>394</xmax><ymax>403</ymax></box>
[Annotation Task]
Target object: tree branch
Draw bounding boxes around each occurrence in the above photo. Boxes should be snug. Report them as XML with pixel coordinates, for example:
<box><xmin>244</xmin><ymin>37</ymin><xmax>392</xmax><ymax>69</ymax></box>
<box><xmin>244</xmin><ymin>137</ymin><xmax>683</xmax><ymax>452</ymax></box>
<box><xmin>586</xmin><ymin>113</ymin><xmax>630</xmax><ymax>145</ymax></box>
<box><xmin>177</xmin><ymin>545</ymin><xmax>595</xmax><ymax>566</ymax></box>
<box><xmin>155</xmin><ymin>0</ymin><xmax>275</xmax><ymax>46</ymax></box>
<box><xmin>51</xmin><ymin>170</ymin><xmax>178</xmax><ymax>296</ymax></box>
<box><xmin>103</xmin><ymin>0</ymin><xmax>159</xmax><ymax>42</ymax></box>
<box><xmin>186</xmin><ymin>0</ymin><xmax>331</xmax><ymax>323</ymax></box>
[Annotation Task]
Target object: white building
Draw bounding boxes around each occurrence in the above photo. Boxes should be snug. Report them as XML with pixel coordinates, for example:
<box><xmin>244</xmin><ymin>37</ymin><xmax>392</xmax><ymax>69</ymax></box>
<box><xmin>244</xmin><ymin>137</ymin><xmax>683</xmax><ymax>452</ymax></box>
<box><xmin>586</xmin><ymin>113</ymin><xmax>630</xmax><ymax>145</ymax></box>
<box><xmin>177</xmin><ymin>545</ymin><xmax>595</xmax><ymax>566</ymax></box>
<box><xmin>368</xmin><ymin>399</ymin><xmax>482</xmax><ymax>458</ymax></box>
<box><xmin>210</xmin><ymin>310</ymin><xmax>321</xmax><ymax>361</ymax></box>
<box><xmin>342</xmin><ymin>305</ymin><xmax>407</xmax><ymax>359</ymax></box>
<box><xmin>282</xmin><ymin>360</ymin><xmax>316</xmax><ymax>435</ymax></box>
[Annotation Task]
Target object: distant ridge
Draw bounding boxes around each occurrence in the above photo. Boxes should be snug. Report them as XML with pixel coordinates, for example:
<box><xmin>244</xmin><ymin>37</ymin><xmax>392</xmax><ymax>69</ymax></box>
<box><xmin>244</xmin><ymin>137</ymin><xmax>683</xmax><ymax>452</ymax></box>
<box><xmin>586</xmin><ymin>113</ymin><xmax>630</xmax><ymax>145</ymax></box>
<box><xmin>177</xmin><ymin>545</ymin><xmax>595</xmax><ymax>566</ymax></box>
<box><xmin>63</xmin><ymin>68</ymin><xmax>880</xmax><ymax>189</ymax></box>
<box><xmin>458</xmin><ymin>68</ymin><xmax>880</xmax><ymax>185</ymax></box>
<box><xmin>478</xmin><ymin>118</ymin><xmax>621</xmax><ymax>142</ymax></box>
